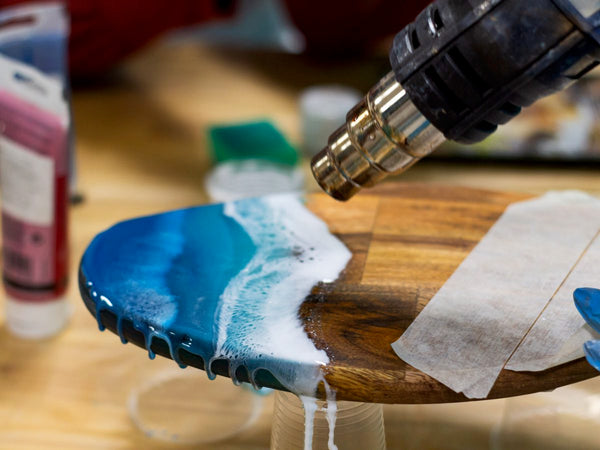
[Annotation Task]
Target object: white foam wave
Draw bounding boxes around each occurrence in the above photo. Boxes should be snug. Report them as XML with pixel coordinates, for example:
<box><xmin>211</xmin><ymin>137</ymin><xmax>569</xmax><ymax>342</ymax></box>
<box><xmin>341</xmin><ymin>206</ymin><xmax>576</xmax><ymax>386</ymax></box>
<box><xmin>214</xmin><ymin>194</ymin><xmax>351</xmax><ymax>395</ymax></box>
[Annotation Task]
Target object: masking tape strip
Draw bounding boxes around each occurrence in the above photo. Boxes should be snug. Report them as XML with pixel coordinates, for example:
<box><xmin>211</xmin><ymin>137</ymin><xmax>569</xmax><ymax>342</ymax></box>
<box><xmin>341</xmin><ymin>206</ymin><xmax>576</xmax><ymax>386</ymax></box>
<box><xmin>506</xmin><ymin>230</ymin><xmax>600</xmax><ymax>371</ymax></box>
<box><xmin>392</xmin><ymin>191</ymin><xmax>600</xmax><ymax>399</ymax></box>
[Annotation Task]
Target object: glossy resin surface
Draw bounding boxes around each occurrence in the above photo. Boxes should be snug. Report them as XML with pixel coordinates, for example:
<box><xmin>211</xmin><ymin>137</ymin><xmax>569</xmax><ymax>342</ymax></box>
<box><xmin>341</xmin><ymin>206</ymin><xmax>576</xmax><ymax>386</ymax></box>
<box><xmin>80</xmin><ymin>195</ymin><xmax>351</xmax><ymax>396</ymax></box>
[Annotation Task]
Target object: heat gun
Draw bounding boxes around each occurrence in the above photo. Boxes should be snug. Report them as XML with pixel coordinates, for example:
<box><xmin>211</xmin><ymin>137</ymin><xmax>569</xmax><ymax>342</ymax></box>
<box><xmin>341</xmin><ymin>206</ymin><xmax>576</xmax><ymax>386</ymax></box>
<box><xmin>311</xmin><ymin>0</ymin><xmax>600</xmax><ymax>200</ymax></box>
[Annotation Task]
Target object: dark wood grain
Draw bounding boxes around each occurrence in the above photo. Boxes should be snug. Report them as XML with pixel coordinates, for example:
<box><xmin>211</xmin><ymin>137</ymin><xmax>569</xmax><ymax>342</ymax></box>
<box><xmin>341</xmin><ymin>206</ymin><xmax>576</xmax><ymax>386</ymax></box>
<box><xmin>303</xmin><ymin>183</ymin><xmax>598</xmax><ymax>404</ymax></box>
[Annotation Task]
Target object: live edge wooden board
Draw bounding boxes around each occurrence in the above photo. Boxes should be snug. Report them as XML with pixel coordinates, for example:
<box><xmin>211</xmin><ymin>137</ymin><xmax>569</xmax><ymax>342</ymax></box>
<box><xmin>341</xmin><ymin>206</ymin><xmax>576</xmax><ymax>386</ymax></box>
<box><xmin>80</xmin><ymin>183</ymin><xmax>598</xmax><ymax>404</ymax></box>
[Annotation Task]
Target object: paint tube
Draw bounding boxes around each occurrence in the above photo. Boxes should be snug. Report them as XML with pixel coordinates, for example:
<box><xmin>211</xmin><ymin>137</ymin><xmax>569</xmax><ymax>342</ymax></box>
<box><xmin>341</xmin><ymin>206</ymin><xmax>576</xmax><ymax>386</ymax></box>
<box><xmin>0</xmin><ymin>54</ymin><xmax>70</xmax><ymax>338</ymax></box>
<box><xmin>0</xmin><ymin>2</ymin><xmax>78</xmax><ymax>201</ymax></box>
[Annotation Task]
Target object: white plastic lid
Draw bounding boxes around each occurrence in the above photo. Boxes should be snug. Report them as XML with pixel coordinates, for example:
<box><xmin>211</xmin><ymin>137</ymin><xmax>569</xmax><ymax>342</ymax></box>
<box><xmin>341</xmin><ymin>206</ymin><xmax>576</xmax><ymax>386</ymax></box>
<box><xmin>205</xmin><ymin>159</ymin><xmax>305</xmax><ymax>203</ymax></box>
<box><xmin>6</xmin><ymin>296</ymin><xmax>71</xmax><ymax>339</ymax></box>
<box><xmin>300</xmin><ymin>85</ymin><xmax>362</xmax><ymax>157</ymax></box>
<box><xmin>128</xmin><ymin>369</ymin><xmax>266</xmax><ymax>445</ymax></box>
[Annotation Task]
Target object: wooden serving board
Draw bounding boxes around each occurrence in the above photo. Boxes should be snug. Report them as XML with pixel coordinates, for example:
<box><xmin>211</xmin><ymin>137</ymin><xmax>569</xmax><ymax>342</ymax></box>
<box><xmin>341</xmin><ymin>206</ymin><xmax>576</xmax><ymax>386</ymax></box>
<box><xmin>79</xmin><ymin>183</ymin><xmax>598</xmax><ymax>404</ymax></box>
<box><xmin>302</xmin><ymin>183</ymin><xmax>597</xmax><ymax>403</ymax></box>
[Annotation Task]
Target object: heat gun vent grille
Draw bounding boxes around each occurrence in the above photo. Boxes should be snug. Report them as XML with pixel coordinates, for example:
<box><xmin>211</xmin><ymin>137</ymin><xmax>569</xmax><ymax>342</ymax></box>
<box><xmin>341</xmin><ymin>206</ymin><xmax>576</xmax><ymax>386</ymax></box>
<box><xmin>474</xmin><ymin>120</ymin><xmax>497</xmax><ymax>133</ymax></box>
<box><xmin>411</xmin><ymin>28</ymin><xmax>421</xmax><ymax>50</ymax></box>
<box><xmin>432</xmin><ymin>9</ymin><xmax>444</xmax><ymax>31</ymax></box>
<box><xmin>448</xmin><ymin>47</ymin><xmax>491</xmax><ymax>97</ymax></box>
<box><xmin>500</xmin><ymin>102</ymin><xmax>521</xmax><ymax>116</ymax></box>
<box><xmin>425</xmin><ymin>66</ymin><xmax>467</xmax><ymax>114</ymax></box>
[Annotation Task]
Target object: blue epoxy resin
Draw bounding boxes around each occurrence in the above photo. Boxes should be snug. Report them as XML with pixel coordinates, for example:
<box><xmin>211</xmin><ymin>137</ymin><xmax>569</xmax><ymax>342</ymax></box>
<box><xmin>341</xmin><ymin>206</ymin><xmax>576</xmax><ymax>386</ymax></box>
<box><xmin>574</xmin><ymin>287</ymin><xmax>600</xmax><ymax>370</ymax></box>
<box><xmin>81</xmin><ymin>194</ymin><xmax>351</xmax><ymax>397</ymax></box>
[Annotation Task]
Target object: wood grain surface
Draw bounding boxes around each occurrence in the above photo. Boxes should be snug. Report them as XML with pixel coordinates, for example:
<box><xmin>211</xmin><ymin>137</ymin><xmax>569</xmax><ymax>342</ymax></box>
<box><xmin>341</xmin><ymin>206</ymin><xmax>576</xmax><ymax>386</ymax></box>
<box><xmin>303</xmin><ymin>183</ymin><xmax>598</xmax><ymax>404</ymax></box>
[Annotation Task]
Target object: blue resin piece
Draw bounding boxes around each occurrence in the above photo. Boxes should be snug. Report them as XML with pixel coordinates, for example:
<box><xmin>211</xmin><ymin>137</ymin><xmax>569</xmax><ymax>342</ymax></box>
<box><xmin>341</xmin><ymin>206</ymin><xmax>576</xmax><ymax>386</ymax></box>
<box><xmin>80</xmin><ymin>195</ymin><xmax>351</xmax><ymax>396</ymax></box>
<box><xmin>583</xmin><ymin>340</ymin><xmax>600</xmax><ymax>371</ymax></box>
<box><xmin>573</xmin><ymin>287</ymin><xmax>600</xmax><ymax>334</ymax></box>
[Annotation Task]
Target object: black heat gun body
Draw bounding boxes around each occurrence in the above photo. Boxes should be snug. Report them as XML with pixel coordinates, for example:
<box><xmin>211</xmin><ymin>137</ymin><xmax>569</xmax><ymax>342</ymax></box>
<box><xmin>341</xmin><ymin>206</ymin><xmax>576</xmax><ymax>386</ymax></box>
<box><xmin>312</xmin><ymin>0</ymin><xmax>600</xmax><ymax>200</ymax></box>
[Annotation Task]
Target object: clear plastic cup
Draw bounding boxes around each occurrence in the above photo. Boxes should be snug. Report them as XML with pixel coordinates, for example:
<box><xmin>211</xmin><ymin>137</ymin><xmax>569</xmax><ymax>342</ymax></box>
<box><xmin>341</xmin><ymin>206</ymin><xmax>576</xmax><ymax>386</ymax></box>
<box><xmin>270</xmin><ymin>391</ymin><xmax>386</xmax><ymax>450</ymax></box>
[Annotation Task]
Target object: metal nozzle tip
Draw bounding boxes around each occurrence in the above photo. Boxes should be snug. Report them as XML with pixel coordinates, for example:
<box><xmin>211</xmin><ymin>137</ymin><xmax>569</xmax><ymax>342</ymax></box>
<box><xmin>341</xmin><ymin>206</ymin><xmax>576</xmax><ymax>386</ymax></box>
<box><xmin>308</xmin><ymin>71</ymin><xmax>445</xmax><ymax>202</ymax></box>
<box><xmin>311</xmin><ymin>149</ymin><xmax>360</xmax><ymax>201</ymax></box>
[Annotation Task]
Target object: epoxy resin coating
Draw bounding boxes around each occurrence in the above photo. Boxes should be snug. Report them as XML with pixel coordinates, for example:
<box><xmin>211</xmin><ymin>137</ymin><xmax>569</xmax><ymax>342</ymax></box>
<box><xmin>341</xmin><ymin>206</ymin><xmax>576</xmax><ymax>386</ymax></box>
<box><xmin>80</xmin><ymin>195</ymin><xmax>351</xmax><ymax>396</ymax></box>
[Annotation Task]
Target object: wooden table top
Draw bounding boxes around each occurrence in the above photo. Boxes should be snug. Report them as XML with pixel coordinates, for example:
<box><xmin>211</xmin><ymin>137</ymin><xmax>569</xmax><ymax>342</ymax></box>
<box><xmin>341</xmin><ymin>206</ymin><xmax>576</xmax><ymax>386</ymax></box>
<box><xmin>2</xmin><ymin>41</ymin><xmax>600</xmax><ymax>448</ymax></box>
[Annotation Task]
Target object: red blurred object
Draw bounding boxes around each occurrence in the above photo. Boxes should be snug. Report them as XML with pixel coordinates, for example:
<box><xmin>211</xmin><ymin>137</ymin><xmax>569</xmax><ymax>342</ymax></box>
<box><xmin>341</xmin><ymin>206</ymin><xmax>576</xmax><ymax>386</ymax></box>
<box><xmin>284</xmin><ymin>0</ymin><xmax>434</xmax><ymax>56</ymax></box>
<box><xmin>0</xmin><ymin>0</ymin><xmax>432</xmax><ymax>78</ymax></box>
<box><xmin>0</xmin><ymin>0</ymin><xmax>235</xmax><ymax>78</ymax></box>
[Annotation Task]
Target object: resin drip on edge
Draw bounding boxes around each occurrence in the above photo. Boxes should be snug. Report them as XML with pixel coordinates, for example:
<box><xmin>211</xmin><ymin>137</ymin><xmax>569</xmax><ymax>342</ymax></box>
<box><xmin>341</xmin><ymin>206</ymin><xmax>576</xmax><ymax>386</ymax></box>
<box><xmin>80</xmin><ymin>194</ymin><xmax>351</xmax><ymax>400</ymax></box>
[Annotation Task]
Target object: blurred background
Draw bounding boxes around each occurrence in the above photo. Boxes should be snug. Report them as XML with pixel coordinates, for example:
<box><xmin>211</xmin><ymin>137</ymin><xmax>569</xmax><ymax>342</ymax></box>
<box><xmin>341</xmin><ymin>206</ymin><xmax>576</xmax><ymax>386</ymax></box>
<box><xmin>1</xmin><ymin>0</ymin><xmax>600</xmax><ymax>449</ymax></box>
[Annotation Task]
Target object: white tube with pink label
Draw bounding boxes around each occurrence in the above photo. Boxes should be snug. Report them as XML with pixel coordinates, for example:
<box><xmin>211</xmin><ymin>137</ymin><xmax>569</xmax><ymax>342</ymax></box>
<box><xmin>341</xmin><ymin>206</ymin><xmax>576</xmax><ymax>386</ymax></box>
<box><xmin>0</xmin><ymin>54</ymin><xmax>70</xmax><ymax>338</ymax></box>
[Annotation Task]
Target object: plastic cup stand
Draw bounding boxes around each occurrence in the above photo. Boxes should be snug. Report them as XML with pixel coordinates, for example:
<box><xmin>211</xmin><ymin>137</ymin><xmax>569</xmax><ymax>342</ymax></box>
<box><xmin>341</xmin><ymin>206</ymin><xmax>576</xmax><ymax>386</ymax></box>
<box><xmin>270</xmin><ymin>390</ymin><xmax>386</xmax><ymax>449</ymax></box>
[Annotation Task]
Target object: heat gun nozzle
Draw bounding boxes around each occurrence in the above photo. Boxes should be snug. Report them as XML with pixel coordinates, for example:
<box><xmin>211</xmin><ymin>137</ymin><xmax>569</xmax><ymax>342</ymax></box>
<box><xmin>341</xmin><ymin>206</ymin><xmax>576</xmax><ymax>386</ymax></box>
<box><xmin>310</xmin><ymin>72</ymin><xmax>445</xmax><ymax>201</ymax></box>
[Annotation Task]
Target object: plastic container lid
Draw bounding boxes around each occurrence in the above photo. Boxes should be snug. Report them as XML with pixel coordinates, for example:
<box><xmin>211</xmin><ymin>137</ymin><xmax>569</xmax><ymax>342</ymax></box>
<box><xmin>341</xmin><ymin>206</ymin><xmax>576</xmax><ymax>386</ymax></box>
<box><xmin>300</xmin><ymin>85</ymin><xmax>362</xmax><ymax>157</ymax></box>
<box><xmin>205</xmin><ymin>159</ymin><xmax>304</xmax><ymax>203</ymax></box>
<box><xmin>5</xmin><ymin>296</ymin><xmax>71</xmax><ymax>339</ymax></box>
<box><xmin>128</xmin><ymin>369</ymin><xmax>266</xmax><ymax>445</ymax></box>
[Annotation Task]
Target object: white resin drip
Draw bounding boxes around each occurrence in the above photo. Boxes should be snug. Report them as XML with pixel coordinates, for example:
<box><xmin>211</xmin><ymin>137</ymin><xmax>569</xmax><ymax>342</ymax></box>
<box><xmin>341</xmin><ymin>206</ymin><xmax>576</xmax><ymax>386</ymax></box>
<box><xmin>326</xmin><ymin>400</ymin><xmax>338</xmax><ymax>450</ymax></box>
<box><xmin>324</xmin><ymin>381</ymin><xmax>338</xmax><ymax>450</ymax></box>
<box><xmin>300</xmin><ymin>378</ymin><xmax>338</xmax><ymax>450</ymax></box>
<box><xmin>301</xmin><ymin>395</ymin><xmax>318</xmax><ymax>450</ymax></box>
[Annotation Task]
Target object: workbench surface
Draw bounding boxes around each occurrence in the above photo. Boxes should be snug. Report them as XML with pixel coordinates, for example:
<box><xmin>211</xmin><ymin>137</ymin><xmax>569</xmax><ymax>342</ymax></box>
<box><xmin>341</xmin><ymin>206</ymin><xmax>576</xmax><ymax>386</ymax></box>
<box><xmin>1</xmin><ymin>41</ymin><xmax>600</xmax><ymax>449</ymax></box>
